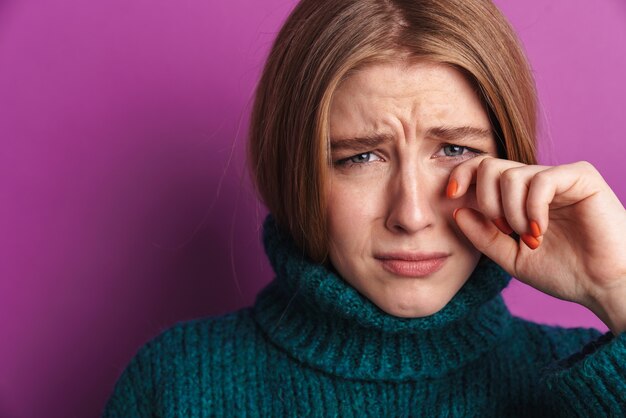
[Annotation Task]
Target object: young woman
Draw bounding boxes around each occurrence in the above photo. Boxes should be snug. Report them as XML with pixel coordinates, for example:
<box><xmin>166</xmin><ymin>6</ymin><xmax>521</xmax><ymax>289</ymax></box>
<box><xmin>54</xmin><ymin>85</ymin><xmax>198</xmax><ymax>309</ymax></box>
<box><xmin>103</xmin><ymin>0</ymin><xmax>626</xmax><ymax>416</ymax></box>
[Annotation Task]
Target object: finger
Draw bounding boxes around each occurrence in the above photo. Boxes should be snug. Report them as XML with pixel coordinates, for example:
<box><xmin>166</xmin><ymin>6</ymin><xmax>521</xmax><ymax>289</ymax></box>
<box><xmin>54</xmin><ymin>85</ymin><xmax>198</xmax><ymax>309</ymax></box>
<box><xmin>447</xmin><ymin>156</ymin><xmax>523</xmax><ymax>234</ymax></box>
<box><xmin>499</xmin><ymin>166</ymin><xmax>532</xmax><ymax>237</ymax></box>
<box><xmin>475</xmin><ymin>158</ymin><xmax>513</xmax><ymax>234</ymax></box>
<box><xmin>453</xmin><ymin>207</ymin><xmax>519</xmax><ymax>274</ymax></box>
<box><xmin>447</xmin><ymin>156</ymin><xmax>523</xmax><ymax>199</ymax></box>
<box><xmin>446</xmin><ymin>155</ymin><xmax>492</xmax><ymax>199</ymax></box>
<box><xmin>525</xmin><ymin>162</ymin><xmax>599</xmax><ymax>239</ymax></box>
<box><xmin>525</xmin><ymin>169</ymin><xmax>555</xmax><ymax>240</ymax></box>
<box><xmin>499</xmin><ymin>165</ymin><xmax>550</xmax><ymax>246</ymax></box>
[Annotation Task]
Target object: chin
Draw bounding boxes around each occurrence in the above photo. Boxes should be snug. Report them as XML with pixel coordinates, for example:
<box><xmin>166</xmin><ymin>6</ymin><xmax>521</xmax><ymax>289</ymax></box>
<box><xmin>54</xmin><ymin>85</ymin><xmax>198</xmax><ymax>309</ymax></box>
<box><xmin>376</xmin><ymin>295</ymin><xmax>452</xmax><ymax>319</ymax></box>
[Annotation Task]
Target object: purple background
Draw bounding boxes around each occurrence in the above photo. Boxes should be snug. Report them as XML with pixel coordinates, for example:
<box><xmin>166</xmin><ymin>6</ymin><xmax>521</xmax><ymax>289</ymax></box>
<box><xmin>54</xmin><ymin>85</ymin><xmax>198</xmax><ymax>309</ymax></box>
<box><xmin>0</xmin><ymin>1</ymin><xmax>624</xmax><ymax>417</ymax></box>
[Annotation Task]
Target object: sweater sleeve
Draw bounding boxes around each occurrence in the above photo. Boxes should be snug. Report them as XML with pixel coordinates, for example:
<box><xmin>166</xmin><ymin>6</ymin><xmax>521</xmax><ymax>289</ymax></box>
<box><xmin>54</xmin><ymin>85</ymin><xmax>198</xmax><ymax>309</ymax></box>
<box><xmin>101</xmin><ymin>341</ymin><xmax>158</xmax><ymax>418</ymax></box>
<box><xmin>540</xmin><ymin>330</ymin><xmax>626</xmax><ymax>417</ymax></box>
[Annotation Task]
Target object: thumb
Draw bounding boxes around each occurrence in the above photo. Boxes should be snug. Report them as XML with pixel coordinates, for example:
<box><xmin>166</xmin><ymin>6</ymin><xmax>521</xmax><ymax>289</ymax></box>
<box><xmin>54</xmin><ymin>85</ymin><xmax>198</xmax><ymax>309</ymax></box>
<box><xmin>454</xmin><ymin>207</ymin><xmax>518</xmax><ymax>274</ymax></box>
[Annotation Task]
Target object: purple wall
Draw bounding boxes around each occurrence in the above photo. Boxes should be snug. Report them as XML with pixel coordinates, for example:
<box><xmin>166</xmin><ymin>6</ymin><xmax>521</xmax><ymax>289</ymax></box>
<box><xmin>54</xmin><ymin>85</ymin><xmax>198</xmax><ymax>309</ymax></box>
<box><xmin>0</xmin><ymin>1</ymin><xmax>624</xmax><ymax>417</ymax></box>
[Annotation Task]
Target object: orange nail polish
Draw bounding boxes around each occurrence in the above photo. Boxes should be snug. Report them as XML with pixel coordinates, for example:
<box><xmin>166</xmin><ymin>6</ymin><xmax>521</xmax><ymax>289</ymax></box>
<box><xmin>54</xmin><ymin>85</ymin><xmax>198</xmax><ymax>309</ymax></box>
<box><xmin>493</xmin><ymin>217</ymin><xmax>514</xmax><ymax>235</ymax></box>
<box><xmin>521</xmin><ymin>233</ymin><xmax>540</xmax><ymax>250</ymax></box>
<box><xmin>446</xmin><ymin>179</ymin><xmax>458</xmax><ymax>198</ymax></box>
<box><xmin>530</xmin><ymin>220</ymin><xmax>541</xmax><ymax>238</ymax></box>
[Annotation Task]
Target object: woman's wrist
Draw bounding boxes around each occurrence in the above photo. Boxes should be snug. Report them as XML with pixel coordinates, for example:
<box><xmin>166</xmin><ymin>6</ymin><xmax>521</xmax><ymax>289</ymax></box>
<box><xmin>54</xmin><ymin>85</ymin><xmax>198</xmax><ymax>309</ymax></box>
<box><xmin>587</xmin><ymin>282</ymin><xmax>626</xmax><ymax>336</ymax></box>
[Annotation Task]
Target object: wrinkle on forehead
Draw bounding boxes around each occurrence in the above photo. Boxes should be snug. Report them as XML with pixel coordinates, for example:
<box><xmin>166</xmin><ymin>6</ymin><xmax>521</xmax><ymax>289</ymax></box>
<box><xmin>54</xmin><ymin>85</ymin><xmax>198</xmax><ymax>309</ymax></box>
<box><xmin>329</xmin><ymin>60</ymin><xmax>490</xmax><ymax>142</ymax></box>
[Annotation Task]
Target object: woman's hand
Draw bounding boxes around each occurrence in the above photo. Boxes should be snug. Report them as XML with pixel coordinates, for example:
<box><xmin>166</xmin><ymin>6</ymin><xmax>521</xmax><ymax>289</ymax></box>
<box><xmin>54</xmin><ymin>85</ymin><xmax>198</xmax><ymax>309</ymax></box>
<box><xmin>448</xmin><ymin>157</ymin><xmax>626</xmax><ymax>335</ymax></box>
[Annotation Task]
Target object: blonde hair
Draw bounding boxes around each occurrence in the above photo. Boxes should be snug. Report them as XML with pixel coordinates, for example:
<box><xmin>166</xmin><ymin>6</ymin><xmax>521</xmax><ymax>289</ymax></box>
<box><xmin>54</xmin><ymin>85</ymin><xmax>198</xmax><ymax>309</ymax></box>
<box><xmin>248</xmin><ymin>0</ymin><xmax>537</xmax><ymax>262</ymax></box>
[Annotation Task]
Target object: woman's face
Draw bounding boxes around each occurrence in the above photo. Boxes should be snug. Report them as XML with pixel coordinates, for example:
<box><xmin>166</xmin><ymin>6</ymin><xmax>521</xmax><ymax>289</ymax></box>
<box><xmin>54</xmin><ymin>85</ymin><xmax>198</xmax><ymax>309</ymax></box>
<box><xmin>327</xmin><ymin>60</ymin><xmax>498</xmax><ymax>318</ymax></box>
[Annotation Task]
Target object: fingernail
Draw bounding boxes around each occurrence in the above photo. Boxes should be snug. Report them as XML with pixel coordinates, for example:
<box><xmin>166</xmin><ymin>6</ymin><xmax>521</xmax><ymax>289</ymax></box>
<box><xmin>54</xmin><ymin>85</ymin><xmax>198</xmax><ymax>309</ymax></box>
<box><xmin>453</xmin><ymin>208</ymin><xmax>461</xmax><ymax>220</ymax></box>
<box><xmin>521</xmin><ymin>233</ymin><xmax>540</xmax><ymax>250</ymax></box>
<box><xmin>493</xmin><ymin>217</ymin><xmax>514</xmax><ymax>235</ymax></box>
<box><xmin>530</xmin><ymin>220</ymin><xmax>541</xmax><ymax>238</ymax></box>
<box><xmin>446</xmin><ymin>179</ymin><xmax>458</xmax><ymax>198</ymax></box>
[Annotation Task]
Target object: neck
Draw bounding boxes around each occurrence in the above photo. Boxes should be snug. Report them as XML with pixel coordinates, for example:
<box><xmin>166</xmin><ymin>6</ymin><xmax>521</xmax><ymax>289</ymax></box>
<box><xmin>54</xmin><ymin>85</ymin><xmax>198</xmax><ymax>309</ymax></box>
<box><xmin>253</xmin><ymin>216</ymin><xmax>515</xmax><ymax>380</ymax></box>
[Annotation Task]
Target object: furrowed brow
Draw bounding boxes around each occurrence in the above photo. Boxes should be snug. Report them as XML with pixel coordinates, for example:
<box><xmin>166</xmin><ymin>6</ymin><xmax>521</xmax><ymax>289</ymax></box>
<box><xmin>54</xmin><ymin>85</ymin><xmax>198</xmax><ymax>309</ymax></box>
<box><xmin>426</xmin><ymin>126</ymin><xmax>492</xmax><ymax>144</ymax></box>
<box><xmin>329</xmin><ymin>133</ymin><xmax>394</xmax><ymax>152</ymax></box>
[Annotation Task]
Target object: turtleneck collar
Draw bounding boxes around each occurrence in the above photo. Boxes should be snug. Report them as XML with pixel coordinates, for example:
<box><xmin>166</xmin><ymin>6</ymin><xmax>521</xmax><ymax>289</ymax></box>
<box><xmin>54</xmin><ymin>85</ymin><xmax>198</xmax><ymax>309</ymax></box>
<box><xmin>252</xmin><ymin>216</ymin><xmax>515</xmax><ymax>381</ymax></box>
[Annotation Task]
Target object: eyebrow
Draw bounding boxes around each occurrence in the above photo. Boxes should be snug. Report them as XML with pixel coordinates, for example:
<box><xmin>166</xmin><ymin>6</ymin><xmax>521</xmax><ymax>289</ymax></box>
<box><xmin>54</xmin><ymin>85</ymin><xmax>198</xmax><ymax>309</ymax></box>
<box><xmin>329</xmin><ymin>133</ymin><xmax>395</xmax><ymax>152</ymax></box>
<box><xmin>425</xmin><ymin>126</ymin><xmax>492</xmax><ymax>144</ymax></box>
<box><xmin>329</xmin><ymin>126</ymin><xmax>492</xmax><ymax>151</ymax></box>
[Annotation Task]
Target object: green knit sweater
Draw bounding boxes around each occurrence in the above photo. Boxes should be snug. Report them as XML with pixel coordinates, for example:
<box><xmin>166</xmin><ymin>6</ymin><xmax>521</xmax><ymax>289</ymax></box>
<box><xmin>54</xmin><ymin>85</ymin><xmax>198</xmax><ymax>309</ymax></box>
<box><xmin>102</xmin><ymin>217</ymin><xmax>626</xmax><ymax>417</ymax></box>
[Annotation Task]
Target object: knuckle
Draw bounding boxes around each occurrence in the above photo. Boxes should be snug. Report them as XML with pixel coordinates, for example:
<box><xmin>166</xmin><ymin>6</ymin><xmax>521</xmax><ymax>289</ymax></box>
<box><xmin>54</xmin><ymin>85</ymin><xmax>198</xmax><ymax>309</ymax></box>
<box><xmin>477</xmin><ymin>156</ymin><xmax>495</xmax><ymax>175</ymax></box>
<box><xmin>479</xmin><ymin>229</ymin><xmax>501</xmax><ymax>252</ymax></box>
<box><xmin>477</xmin><ymin>159</ymin><xmax>500</xmax><ymax>186</ymax></box>
<box><xmin>575</xmin><ymin>160</ymin><xmax>597</xmax><ymax>174</ymax></box>
<box><xmin>531</xmin><ymin>170</ymin><xmax>550</xmax><ymax>187</ymax></box>
<box><xmin>500</xmin><ymin>168</ymin><xmax>519</xmax><ymax>187</ymax></box>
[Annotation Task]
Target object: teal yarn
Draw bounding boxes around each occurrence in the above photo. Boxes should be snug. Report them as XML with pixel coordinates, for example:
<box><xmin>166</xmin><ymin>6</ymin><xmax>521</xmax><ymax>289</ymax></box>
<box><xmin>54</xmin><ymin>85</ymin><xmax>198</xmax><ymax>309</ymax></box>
<box><xmin>255</xmin><ymin>216</ymin><xmax>515</xmax><ymax>380</ymax></box>
<box><xmin>260</xmin><ymin>215</ymin><xmax>514</xmax><ymax>332</ymax></box>
<box><xmin>102</xmin><ymin>215</ymin><xmax>626</xmax><ymax>417</ymax></box>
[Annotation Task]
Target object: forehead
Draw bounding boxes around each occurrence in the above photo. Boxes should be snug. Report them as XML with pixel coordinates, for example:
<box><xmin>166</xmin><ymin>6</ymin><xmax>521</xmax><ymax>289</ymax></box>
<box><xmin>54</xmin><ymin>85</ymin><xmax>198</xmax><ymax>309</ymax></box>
<box><xmin>329</xmin><ymin>60</ymin><xmax>490</xmax><ymax>135</ymax></box>
<box><xmin>338</xmin><ymin>60</ymin><xmax>460</xmax><ymax>93</ymax></box>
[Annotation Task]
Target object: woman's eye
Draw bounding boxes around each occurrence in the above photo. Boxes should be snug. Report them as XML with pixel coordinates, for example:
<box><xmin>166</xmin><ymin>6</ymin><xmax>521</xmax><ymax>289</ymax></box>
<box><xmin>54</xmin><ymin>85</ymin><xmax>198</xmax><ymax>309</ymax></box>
<box><xmin>349</xmin><ymin>152</ymin><xmax>380</xmax><ymax>163</ymax></box>
<box><xmin>436</xmin><ymin>143</ymin><xmax>483</xmax><ymax>160</ymax></box>
<box><xmin>442</xmin><ymin>144</ymin><xmax>467</xmax><ymax>157</ymax></box>
<box><xmin>336</xmin><ymin>152</ymin><xmax>382</xmax><ymax>166</ymax></box>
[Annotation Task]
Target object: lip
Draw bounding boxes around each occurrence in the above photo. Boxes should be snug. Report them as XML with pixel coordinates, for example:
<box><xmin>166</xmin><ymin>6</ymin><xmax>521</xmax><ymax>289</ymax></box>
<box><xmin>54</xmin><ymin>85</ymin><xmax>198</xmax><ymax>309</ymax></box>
<box><xmin>375</xmin><ymin>252</ymin><xmax>449</xmax><ymax>278</ymax></box>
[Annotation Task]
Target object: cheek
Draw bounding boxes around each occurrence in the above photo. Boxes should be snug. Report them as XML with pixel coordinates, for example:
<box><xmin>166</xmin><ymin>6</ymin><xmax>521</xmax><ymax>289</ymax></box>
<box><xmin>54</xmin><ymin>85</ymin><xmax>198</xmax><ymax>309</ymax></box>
<box><xmin>326</xmin><ymin>178</ymin><xmax>384</xmax><ymax>250</ymax></box>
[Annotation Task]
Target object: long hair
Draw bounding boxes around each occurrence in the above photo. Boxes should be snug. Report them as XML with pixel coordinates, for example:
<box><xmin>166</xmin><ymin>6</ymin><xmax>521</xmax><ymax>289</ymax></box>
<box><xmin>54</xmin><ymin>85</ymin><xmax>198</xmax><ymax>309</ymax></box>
<box><xmin>248</xmin><ymin>0</ymin><xmax>537</xmax><ymax>262</ymax></box>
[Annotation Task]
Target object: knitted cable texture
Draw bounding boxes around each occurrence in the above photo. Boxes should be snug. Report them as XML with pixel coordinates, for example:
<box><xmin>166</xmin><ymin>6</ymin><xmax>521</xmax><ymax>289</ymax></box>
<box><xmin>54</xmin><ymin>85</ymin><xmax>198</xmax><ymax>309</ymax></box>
<box><xmin>102</xmin><ymin>215</ymin><xmax>626</xmax><ymax>417</ymax></box>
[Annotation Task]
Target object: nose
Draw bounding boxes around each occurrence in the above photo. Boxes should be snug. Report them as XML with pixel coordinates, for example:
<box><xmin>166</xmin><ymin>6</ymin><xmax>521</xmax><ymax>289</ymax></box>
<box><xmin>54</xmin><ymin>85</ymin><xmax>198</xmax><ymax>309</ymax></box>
<box><xmin>385</xmin><ymin>166</ymin><xmax>436</xmax><ymax>234</ymax></box>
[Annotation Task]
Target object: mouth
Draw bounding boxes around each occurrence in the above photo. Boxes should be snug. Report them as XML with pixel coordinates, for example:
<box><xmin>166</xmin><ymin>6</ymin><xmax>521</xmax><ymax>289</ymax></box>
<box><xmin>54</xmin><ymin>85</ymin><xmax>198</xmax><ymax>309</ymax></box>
<box><xmin>374</xmin><ymin>252</ymin><xmax>449</xmax><ymax>278</ymax></box>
